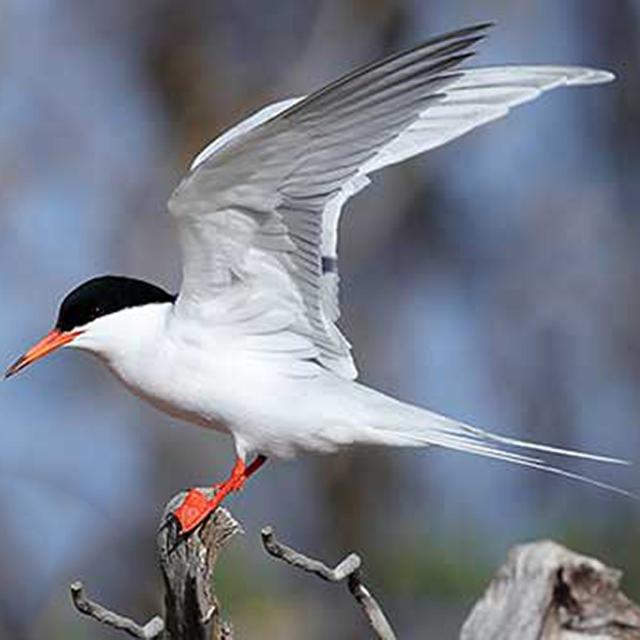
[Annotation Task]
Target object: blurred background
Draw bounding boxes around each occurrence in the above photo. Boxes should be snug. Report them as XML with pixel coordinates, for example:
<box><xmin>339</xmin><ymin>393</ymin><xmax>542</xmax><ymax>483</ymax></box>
<box><xmin>1</xmin><ymin>0</ymin><xmax>639</xmax><ymax>637</ymax></box>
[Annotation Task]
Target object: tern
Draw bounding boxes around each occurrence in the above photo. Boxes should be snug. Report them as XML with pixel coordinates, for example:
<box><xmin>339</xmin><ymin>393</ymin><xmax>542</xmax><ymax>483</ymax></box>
<box><xmin>5</xmin><ymin>23</ymin><xmax>628</xmax><ymax>533</ymax></box>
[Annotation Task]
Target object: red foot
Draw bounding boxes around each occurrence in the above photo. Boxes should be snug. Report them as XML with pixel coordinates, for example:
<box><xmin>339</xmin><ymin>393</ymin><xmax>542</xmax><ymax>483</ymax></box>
<box><xmin>172</xmin><ymin>455</ymin><xmax>268</xmax><ymax>535</ymax></box>
<box><xmin>173</xmin><ymin>488</ymin><xmax>213</xmax><ymax>533</ymax></box>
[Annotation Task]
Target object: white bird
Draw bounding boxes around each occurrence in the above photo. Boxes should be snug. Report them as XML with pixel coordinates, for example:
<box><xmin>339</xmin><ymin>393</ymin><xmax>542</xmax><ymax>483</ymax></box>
<box><xmin>5</xmin><ymin>23</ymin><xmax>628</xmax><ymax>533</ymax></box>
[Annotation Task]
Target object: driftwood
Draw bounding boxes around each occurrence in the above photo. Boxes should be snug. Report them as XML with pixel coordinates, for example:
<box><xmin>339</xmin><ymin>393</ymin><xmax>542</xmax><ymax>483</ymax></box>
<box><xmin>461</xmin><ymin>539</ymin><xmax>640</xmax><ymax>639</ymax></box>
<box><xmin>69</xmin><ymin>492</ymin><xmax>640</xmax><ymax>639</ymax></box>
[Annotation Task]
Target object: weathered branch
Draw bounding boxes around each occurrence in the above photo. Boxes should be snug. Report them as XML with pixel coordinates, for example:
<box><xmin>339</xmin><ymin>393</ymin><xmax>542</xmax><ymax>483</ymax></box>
<box><xmin>68</xmin><ymin>492</ymin><xmax>640</xmax><ymax>640</ymax></box>
<box><xmin>157</xmin><ymin>493</ymin><xmax>241</xmax><ymax>640</ymax></box>
<box><xmin>70</xmin><ymin>581</ymin><xmax>164</xmax><ymax>639</ymax></box>
<box><xmin>261</xmin><ymin>525</ymin><xmax>397</xmax><ymax>640</ymax></box>
<box><xmin>70</xmin><ymin>490</ymin><xmax>241</xmax><ymax>640</ymax></box>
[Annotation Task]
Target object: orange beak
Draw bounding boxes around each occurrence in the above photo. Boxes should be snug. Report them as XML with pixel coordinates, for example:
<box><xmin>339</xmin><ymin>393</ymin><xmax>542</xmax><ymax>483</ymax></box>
<box><xmin>4</xmin><ymin>329</ymin><xmax>82</xmax><ymax>379</ymax></box>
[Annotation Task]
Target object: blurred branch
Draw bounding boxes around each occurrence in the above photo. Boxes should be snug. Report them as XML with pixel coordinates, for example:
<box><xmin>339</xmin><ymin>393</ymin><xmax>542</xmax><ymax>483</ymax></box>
<box><xmin>261</xmin><ymin>526</ymin><xmax>397</xmax><ymax>640</ymax></box>
<box><xmin>70</xmin><ymin>581</ymin><xmax>164</xmax><ymax>639</ymax></box>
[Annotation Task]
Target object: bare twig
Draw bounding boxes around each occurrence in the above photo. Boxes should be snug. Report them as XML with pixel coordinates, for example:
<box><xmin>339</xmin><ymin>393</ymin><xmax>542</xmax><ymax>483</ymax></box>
<box><xmin>261</xmin><ymin>526</ymin><xmax>397</xmax><ymax>640</ymax></box>
<box><xmin>69</xmin><ymin>496</ymin><xmax>240</xmax><ymax>640</ymax></box>
<box><xmin>70</xmin><ymin>581</ymin><xmax>164</xmax><ymax>639</ymax></box>
<box><xmin>261</xmin><ymin>525</ymin><xmax>361</xmax><ymax>580</ymax></box>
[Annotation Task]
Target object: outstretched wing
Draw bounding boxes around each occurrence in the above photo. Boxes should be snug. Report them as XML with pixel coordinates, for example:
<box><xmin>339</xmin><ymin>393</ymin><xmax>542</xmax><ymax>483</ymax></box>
<box><xmin>169</xmin><ymin>23</ymin><xmax>492</xmax><ymax>378</ymax></box>
<box><xmin>317</xmin><ymin>65</ymin><xmax>615</xmax><ymax>331</ymax></box>
<box><xmin>170</xmin><ymin>23</ymin><xmax>614</xmax><ymax>380</ymax></box>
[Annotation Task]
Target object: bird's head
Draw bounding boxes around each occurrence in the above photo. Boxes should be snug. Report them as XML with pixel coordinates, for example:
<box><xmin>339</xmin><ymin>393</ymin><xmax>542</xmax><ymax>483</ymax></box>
<box><xmin>5</xmin><ymin>275</ymin><xmax>175</xmax><ymax>379</ymax></box>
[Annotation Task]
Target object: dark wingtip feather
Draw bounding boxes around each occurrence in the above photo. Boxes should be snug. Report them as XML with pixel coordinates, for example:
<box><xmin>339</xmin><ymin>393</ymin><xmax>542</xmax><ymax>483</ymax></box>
<box><xmin>279</xmin><ymin>22</ymin><xmax>495</xmax><ymax>121</ymax></box>
<box><xmin>414</xmin><ymin>21</ymin><xmax>489</xmax><ymax>46</ymax></box>
<box><xmin>426</xmin><ymin>33</ymin><xmax>489</xmax><ymax>61</ymax></box>
<box><xmin>446</xmin><ymin>21</ymin><xmax>496</xmax><ymax>38</ymax></box>
<box><xmin>469</xmin><ymin>20</ymin><xmax>497</xmax><ymax>32</ymax></box>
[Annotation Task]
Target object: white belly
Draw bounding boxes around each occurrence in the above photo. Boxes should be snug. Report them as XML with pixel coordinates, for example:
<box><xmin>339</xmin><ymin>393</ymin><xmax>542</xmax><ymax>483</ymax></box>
<box><xmin>69</xmin><ymin>301</ymin><xmax>382</xmax><ymax>459</ymax></box>
<box><xmin>101</xmin><ymin>326</ymin><xmax>368</xmax><ymax>458</ymax></box>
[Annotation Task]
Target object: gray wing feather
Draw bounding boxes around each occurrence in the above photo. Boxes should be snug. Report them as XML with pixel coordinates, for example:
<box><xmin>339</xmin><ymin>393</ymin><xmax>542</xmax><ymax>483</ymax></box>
<box><xmin>170</xmin><ymin>23</ymin><xmax>492</xmax><ymax>379</ymax></box>
<box><xmin>170</xmin><ymin>24</ymin><xmax>613</xmax><ymax>380</ymax></box>
<box><xmin>318</xmin><ymin>65</ymin><xmax>615</xmax><ymax>330</ymax></box>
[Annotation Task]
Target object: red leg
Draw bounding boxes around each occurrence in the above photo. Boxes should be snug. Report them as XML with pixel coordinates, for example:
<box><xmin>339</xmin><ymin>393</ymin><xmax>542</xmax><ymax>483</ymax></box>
<box><xmin>244</xmin><ymin>454</ymin><xmax>267</xmax><ymax>478</ymax></box>
<box><xmin>173</xmin><ymin>455</ymin><xmax>268</xmax><ymax>534</ymax></box>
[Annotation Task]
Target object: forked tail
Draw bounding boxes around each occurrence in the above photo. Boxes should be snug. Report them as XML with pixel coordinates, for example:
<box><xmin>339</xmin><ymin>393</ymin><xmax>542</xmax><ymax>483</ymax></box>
<box><xmin>358</xmin><ymin>388</ymin><xmax>634</xmax><ymax>497</ymax></box>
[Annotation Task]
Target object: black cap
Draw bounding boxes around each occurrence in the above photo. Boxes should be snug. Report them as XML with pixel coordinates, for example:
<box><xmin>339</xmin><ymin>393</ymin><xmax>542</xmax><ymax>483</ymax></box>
<box><xmin>56</xmin><ymin>276</ymin><xmax>175</xmax><ymax>331</ymax></box>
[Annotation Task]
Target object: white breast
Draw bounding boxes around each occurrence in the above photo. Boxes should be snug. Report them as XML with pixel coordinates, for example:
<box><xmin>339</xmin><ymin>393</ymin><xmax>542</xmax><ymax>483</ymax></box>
<box><xmin>68</xmin><ymin>301</ymin><xmax>375</xmax><ymax>458</ymax></box>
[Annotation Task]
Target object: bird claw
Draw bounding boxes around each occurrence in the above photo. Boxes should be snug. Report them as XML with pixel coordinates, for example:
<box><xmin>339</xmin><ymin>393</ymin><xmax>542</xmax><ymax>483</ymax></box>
<box><xmin>172</xmin><ymin>488</ymin><xmax>216</xmax><ymax>534</ymax></box>
<box><xmin>165</xmin><ymin>456</ymin><xmax>266</xmax><ymax>543</ymax></box>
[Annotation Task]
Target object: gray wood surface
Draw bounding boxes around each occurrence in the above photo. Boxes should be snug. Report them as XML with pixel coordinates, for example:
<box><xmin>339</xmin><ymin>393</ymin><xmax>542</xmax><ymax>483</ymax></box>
<box><xmin>461</xmin><ymin>540</ymin><xmax>640</xmax><ymax>639</ymax></box>
<box><xmin>157</xmin><ymin>495</ymin><xmax>241</xmax><ymax>640</ymax></box>
<box><xmin>69</xmin><ymin>498</ymin><xmax>640</xmax><ymax>639</ymax></box>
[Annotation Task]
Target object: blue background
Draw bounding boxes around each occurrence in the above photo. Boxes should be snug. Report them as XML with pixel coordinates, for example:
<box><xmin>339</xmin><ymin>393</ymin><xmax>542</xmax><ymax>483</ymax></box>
<box><xmin>1</xmin><ymin>1</ymin><xmax>638</xmax><ymax>637</ymax></box>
